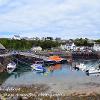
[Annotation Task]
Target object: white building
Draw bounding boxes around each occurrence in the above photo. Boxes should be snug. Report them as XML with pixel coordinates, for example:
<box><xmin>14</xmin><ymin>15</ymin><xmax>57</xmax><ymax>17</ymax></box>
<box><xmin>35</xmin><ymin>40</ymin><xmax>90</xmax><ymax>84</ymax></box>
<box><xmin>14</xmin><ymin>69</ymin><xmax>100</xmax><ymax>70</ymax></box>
<box><xmin>60</xmin><ymin>43</ymin><xmax>76</xmax><ymax>51</ymax></box>
<box><xmin>70</xmin><ymin>43</ymin><xmax>76</xmax><ymax>50</ymax></box>
<box><xmin>93</xmin><ymin>43</ymin><xmax>100</xmax><ymax>51</ymax></box>
<box><xmin>60</xmin><ymin>43</ymin><xmax>93</xmax><ymax>52</ymax></box>
<box><xmin>60</xmin><ymin>44</ymin><xmax>67</xmax><ymax>50</ymax></box>
<box><xmin>13</xmin><ymin>35</ymin><xmax>21</xmax><ymax>40</ymax></box>
<box><xmin>31</xmin><ymin>46</ymin><xmax>42</xmax><ymax>52</ymax></box>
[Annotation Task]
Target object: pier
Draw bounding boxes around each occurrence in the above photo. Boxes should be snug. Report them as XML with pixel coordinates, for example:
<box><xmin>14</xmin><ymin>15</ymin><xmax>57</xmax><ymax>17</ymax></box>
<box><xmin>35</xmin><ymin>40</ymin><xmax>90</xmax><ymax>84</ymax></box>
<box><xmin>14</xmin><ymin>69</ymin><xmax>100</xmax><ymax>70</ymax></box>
<box><xmin>19</xmin><ymin>52</ymin><xmax>49</xmax><ymax>60</ymax></box>
<box><xmin>0</xmin><ymin>52</ymin><xmax>49</xmax><ymax>61</ymax></box>
<box><xmin>0</xmin><ymin>51</ymin><xmax>99</xmax><ymax>67</ymax></box>
<box><xmin>72</xmin><ymin>51</ymin><xmax>99</xmax><ymax>59</ymax></box>
<box><xmin>0</xmin><ymin>51</ymin><xmax>99</xmax><ymax>60</ymax></box>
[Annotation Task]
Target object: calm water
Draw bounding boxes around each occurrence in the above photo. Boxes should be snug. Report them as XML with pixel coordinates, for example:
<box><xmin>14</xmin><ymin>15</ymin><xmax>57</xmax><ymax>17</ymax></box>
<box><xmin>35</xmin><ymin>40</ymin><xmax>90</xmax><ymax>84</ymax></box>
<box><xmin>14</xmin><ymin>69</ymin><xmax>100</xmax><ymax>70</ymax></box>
<box><xmin>1</xmin><ymin>59</ymin><xmax>100</xmax><ymax>93</ymax></box>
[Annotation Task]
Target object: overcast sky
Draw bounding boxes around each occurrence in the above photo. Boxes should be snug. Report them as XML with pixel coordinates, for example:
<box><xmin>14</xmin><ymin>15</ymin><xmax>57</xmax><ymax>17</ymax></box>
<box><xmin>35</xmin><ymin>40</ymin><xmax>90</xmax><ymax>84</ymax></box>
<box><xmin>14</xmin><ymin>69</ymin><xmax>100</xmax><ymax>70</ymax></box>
<box><xmin>0</xmin><ymin>0</ymin><xmax>100</xmax><ymax>39</ymax></box>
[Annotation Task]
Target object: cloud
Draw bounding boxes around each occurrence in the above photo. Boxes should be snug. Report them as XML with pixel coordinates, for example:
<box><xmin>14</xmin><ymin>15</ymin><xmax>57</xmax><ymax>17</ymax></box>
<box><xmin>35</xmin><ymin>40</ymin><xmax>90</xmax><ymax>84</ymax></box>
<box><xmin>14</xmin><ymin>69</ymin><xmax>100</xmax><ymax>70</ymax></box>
<box><xmin>0</xmin><ymin>0</ymin><xmax>100</xmax><ymax>39</ymax></box>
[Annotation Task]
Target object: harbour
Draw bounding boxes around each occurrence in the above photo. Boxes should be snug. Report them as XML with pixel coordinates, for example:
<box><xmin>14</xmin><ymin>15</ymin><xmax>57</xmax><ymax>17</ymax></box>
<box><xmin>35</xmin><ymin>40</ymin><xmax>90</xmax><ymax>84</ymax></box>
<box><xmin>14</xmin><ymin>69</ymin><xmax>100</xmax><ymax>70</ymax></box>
<box><xmin>0</xmin><ymin>58</ymin><xmax>100</xmax><ymax>92</ymax></box>
<box><xmin>1</xmin><ymin>0</ymin><xmax>100</xmax><ymax>99</ymax></box>
<box><xmin>0</xmin><ymin>38</ymin><xmax>100</xmax><ymax>99</ymax></box>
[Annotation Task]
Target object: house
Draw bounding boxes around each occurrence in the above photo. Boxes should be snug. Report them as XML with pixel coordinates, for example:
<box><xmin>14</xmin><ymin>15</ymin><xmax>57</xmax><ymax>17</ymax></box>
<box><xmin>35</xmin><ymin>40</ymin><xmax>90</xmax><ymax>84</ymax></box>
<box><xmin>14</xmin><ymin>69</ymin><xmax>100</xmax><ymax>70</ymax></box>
<box><xmin>45</xmin><ymin>37</ymin><xmax>53</xmax><ymax>41</ymax></box>
<box><xmin>31</xmin><ymin>46</ymin><xmax>42</xmax><ymax>52</ymax></box>
<box><xmin>13</xmin><ymin>35</ymin><xmax>21</xmax><ymax>40</ymax></box>
<box><xmin>0</xmin><ymin>43</ymin><xmax>6</xmax><ymax>54</ymax></box>
<box><xmin>22</xmin><ymin>37</ymin><xmax>29</xmax><ymax>40</ymax></box>
<box><xmin>93</xmin><ymin>43</ymin><xmax>100</xmax><ymax>51</ymax></box>
<box><xmin>55</xmin><ymin>38</ymin><xmax>61</xmax><ymax>42</ymax></box>
<box><xmin>60</xmin><ymin>44</ymin><xmax>67</xmax><ymax>50</ymax></box>
<box><xmin>70</xmin><ymin>43</ymin><xmax>76</xmax><ymax>50</ymax></box>
<box><xmin>60</xmin><ymin>42</ymin><xmax>76</xmax><ymax>51</ymax></box>
<box><xmin>60</xmin><ymin>42</ymin><xmax>93</xmax><ymax>52</ymax></box>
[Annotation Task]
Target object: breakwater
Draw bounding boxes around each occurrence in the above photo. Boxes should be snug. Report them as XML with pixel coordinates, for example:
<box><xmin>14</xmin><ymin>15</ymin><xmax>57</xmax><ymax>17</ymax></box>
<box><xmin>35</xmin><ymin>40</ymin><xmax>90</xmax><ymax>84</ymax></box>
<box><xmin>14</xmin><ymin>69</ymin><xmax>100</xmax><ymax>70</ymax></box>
<box><xmin>72</xmin><ymin>51</ymin><xmax>99</xmax><ymax>59</ymax></box>
<box><xmin>0</xmin><ymin>51</ymin><xmax>99</xmax><ymax>72</ymax></box>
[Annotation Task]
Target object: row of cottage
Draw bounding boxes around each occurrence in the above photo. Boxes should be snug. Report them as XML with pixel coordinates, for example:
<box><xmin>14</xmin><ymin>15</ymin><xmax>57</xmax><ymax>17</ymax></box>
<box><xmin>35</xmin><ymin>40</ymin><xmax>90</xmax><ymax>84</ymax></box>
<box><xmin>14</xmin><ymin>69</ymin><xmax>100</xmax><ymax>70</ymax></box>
<box><xmin>60</xmin><ymin>42</ymin><xmax>100</xmax><ymax>52</ymax></box>
<box><xmin>0</xmin><ymin>42</ymin><xmax>100</xmax><ymax>54</ymax></box>
<box><xmin>31</xmin><ymin>42</ymin><xmax>100</xmax><ymax>52</ymax></box>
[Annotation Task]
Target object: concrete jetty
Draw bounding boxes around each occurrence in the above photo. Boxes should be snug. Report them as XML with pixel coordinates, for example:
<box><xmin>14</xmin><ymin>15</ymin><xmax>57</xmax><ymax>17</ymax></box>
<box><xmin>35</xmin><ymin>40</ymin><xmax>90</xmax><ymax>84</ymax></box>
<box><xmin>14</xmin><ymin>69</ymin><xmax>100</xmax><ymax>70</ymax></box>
<box><xmin>19</xmin><ymin>52</ymin><xmax>49</xmax><ymax>60</ymax></box>
<box><xmin>72</xmin><ymin>51</ymin><xmax>99</xmax><ymax>59</ymax></box>
<box><xmin>0</xmin><ymin>51</ymin><xmax>49</xmax><ymax>62</ymax></box>
<box><xmin>0</xmin><ymin>51</ymin><xmax>99</xmax><ymax>61</ymax></box>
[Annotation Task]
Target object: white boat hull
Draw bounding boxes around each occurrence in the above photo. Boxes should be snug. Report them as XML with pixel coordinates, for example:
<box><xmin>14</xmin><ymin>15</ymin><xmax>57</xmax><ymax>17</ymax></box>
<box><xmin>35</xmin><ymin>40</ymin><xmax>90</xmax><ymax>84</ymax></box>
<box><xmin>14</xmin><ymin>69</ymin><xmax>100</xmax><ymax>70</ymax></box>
<box><xmin>76</xmin><ymin>63</ymin><xmax>87</xmax><ymax>71</ymax></box>
<box><xmin>88</xmin><ymin>69</ymin><xmax>100</xmax><ymax>74</ymax></box>
<box><xmin>86</xmin><ymin>67</ymin><xmax>100</xmax><ymax>74</ymax></box>
<box><xmin>7</xmin><ymin>63</ymin><xmax>16</xmax><ymax>74</ymax></box>
<box><xmin>31</xmin><ymin>64</ymin><xmax>45</xmax><ymax>72</ymax></box>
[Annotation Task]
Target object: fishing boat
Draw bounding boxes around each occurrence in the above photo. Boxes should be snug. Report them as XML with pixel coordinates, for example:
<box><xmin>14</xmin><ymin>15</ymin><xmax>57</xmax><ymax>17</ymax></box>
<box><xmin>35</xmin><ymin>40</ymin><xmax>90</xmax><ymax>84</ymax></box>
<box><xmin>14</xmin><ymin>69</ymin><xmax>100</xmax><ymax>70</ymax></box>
<box><xmin>7</xmin><ymin>62</ymin><xmax>16</xmax><ymax>74</ymax></box>
<box><xmin>31</xmin><ymin>61</ymin><xmax>46</xmax><ymax>72</ymax></box>
<box><xmin>86</xmin><ymin>67</ymin><xmax>100</xmax><ymax>74</ymax></box>
<box><xmin>76</xmin><ymin>63</ymin><xmax>87</xmax><ymax>71</ymax></box>
<box><xmin>85</xmin><ymin>62</ymin><xmax>100</xmax><ymax>74</ymax></box>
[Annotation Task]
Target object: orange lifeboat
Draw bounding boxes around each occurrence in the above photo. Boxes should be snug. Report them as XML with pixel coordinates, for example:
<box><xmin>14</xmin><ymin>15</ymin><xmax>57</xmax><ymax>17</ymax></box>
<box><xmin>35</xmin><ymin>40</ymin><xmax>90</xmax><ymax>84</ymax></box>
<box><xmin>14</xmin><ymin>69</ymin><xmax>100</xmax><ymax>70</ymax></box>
<box><xmin>48</xmin><ymin>56</ymin><xmax>63</xmax><ymax>62</ymax></box>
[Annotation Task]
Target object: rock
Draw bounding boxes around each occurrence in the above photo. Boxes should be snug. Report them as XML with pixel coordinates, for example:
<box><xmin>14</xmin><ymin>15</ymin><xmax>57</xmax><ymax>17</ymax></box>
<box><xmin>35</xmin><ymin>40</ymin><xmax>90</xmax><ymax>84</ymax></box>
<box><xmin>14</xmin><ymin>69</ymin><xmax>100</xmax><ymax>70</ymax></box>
<box><xmin>17</xmin><ymin>96</ymin><xmax>23</xmax><ymax>100</ymax></box>
<box><xmin>0</xmin><ymin>66</ymin><xmax>4</xmax><ymax>72</ymax></box>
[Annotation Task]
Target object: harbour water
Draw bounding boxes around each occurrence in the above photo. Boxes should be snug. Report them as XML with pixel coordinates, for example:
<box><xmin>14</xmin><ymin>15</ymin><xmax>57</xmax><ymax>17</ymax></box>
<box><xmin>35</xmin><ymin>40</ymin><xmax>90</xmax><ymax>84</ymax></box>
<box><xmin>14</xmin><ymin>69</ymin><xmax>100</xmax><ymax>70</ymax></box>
<box><xmin>0</xmin><ymin>59</ymin><xmax>100</xmax><ymax>93</ymax></box>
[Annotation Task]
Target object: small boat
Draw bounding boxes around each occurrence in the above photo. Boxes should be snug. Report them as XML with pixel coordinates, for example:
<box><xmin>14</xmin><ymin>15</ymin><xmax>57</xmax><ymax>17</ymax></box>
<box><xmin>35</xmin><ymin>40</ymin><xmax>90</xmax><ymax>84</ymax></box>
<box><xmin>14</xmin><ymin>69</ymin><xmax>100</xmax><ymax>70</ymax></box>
<box><xmin>31</xmin><ymin>61</ymin><xmax>46</xmax><ymax>72</ymax></box>
<box><xmin>31</xmin><ymin>64</ymin><xmax>46</xmax><ymax>72</ymax></box>
<box><xmin>86</xmin><ymin>67</ymin><xmax>100</xmax><ymax>74</ymax></box>
<box><xmin>76</xmin><ymin>63</ymin><xmax>87</xmax><ymax>71</ymax></box>
<box><xmin>74</xmin><ymin>63</ymin><xmax>87</xmax><ymax>71</ymax></box>
<box><xmin>7</xmin><ymin>62</ymin><xmax>16</xmax><ymax>73</ymax></box>
<box><xmin>85</xmin><ymin>63</ymin><xmax>100</xmax><ymax>74</ymax></box>
<box><xmin>48</xmin><ymin>56</ymin><xmax>66</xmax><ymax>64</ymax></box>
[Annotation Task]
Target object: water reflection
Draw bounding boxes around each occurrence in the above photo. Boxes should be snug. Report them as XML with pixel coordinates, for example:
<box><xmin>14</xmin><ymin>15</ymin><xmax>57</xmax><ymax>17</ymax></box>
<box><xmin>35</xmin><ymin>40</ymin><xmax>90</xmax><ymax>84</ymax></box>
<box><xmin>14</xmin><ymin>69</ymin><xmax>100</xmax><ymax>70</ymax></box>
<box><xmin>72</xmin><ymin>59</ymin><xmax>100</xmax><ymax>76</ymax></box>
<box><xmin>4</xmin><ymin>60</ymin><xmax>100</xmax><ymax>76</ymax></box>
<box><xmin>13</xmin><ymin>72</ymin><xmax>21</xmax><ymax>79</ymax></box>
<box><xmin>0</xmin><ymin>72</ymin><xmax>10</xmax><ymax>85</ymax></box>
<box><xmin>48</xmin><ymin>64</ymin><xmax>62</xmax><ymax>71</ymax></box>
<box><xmin>0</xmin><ymin>59</ymin><xmax>100</xmax><ymax>86</ymax></box>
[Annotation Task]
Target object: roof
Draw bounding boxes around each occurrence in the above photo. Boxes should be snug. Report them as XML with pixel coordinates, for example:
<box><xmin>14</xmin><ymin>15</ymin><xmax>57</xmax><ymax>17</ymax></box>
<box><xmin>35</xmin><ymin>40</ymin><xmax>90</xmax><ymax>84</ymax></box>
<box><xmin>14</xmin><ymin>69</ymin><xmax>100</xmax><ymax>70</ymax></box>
<box><xmin>0</xmin><ymin>43</ymin><xmax>6</xmax><ymax>50</ymax></box>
